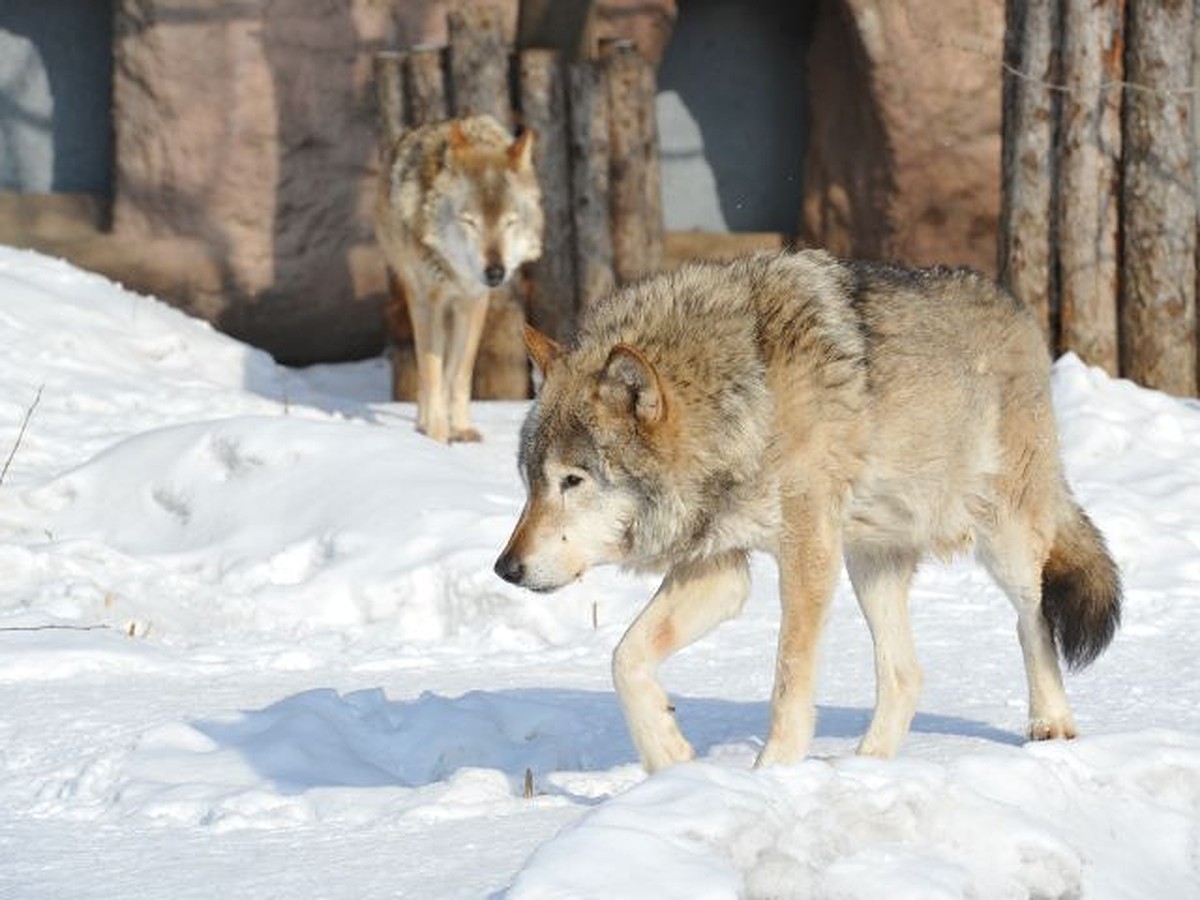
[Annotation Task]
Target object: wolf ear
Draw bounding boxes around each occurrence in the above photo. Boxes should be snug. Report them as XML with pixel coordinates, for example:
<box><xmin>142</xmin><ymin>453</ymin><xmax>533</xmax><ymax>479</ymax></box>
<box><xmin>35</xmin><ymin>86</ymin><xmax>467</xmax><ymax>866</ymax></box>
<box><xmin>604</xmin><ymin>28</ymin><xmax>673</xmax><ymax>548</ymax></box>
<box><xmin>447</xmin><ymin>120</ymin><xmax>470</xmax><ymax>165</ymax></box>
<box><xmin>524</xmin><ymin>323</ymin><xmax>562</xmax><ymax>376</ymax></box>
<box><xmin>507</xmin><ymin>129</ymin><xmax>535</xmax><ymax>172</ymax></box>
<box><xmin>600</xmin><ymin>344</ymin><xmax>666</xmax><ymax>425</ymax></box>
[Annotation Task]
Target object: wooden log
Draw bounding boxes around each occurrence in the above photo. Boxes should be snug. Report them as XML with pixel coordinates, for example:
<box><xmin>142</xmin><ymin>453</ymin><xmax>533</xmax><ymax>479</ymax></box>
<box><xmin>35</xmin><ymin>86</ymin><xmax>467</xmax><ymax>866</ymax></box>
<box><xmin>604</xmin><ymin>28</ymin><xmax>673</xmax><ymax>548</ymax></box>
<box><xmin>448</xmin><ymin>5</ymin><xmax>511</xmax><ymax>123</ymax></box>
<box><xmin>567</xmin><ymin>58</ymin><xmax>614</xmax><ymax>312</ymax></box>
<box><xmin>372</xmin><ymin>50</ymin><xmax>418</xmax><ymax>401</ymax></box>
<box><xmin>638</xmin><ymin>57</ymin><xmax>664</xmax><ymax>273</ymax></box>
<box><xmin>1057</xmin><ymin>0</ymin><xmax>1123</xmax><ymax>375</ymax></box>
<box><xmin>405</xmin><ymin>46</ymin><xmax>448</xmax><ymax>127</ymax></box>
<box><xmin>519</xmin><ymin>48</ymin><xmax>579</xmax><ymax>342</ymax></box>
<box><xmin>448</xmin><ymin>4</ymin><xmax>528</xmax><ymax>400</ymax></box>
<box><xmin>1121</xmin><ymin>0</ymin><xmax>1196</xmax><ymax>395</ymax></box>
<box><xmin>604</xmin><ymin>40</ymin><xmax>651</xmax><ymax>283</ymax></box>
<box><xmin>999</xmin><ymin>0</ymin><xmax>1059</xmax><ymax>341</ymax></box>
<box><xmin>373</xmin><ymin>51</ymin><xmax>406</xmax><ymax>148</ymax></box>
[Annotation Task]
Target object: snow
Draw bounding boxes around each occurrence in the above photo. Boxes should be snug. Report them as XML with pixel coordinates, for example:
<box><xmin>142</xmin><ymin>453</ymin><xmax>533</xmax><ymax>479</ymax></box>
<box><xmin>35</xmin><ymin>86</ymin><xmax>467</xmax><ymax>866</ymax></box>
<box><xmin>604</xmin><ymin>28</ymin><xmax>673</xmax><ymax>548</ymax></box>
<box><xmin>1</xmin><ymin>245</ymin><xmax>1198</xmax><ymax>898</ymax></box>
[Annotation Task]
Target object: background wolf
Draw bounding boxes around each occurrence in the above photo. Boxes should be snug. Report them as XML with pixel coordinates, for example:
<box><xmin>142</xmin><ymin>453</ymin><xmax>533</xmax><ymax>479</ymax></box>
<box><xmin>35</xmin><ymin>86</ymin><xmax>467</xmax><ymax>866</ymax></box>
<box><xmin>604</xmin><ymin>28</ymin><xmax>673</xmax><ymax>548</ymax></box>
<box><xmin>375</xmin><ymin>115</ymin><xmax>543</xmax><ymax>443</ymax></box>
<box><xmin>495</xmin><ymin>251</ymin><xmax>1121</xmax><ymax>772</ymax></box>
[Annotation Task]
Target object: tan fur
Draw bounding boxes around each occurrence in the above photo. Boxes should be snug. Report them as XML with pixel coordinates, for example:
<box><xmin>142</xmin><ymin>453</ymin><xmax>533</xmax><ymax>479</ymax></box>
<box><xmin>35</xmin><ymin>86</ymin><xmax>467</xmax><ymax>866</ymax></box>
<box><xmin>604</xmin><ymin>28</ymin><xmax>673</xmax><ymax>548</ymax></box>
<box><xmin>375</xmin><ymin>115</ymin><xmax>543</xmax><ymax>443</ymax></box>
<box><xmin>495</xmin><ymin>252</ymin><xmax>1121</xmax><ymax>771</ymax></box>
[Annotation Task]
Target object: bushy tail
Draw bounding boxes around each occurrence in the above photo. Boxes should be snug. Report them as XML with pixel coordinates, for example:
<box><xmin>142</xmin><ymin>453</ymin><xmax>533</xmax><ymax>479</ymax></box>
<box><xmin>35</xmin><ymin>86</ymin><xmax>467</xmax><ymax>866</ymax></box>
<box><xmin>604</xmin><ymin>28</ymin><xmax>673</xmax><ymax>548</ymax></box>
<box><xmin>1041</xmin><ymin>501</ymin><xmax>1122</xmax><ymax>671</ymax></box>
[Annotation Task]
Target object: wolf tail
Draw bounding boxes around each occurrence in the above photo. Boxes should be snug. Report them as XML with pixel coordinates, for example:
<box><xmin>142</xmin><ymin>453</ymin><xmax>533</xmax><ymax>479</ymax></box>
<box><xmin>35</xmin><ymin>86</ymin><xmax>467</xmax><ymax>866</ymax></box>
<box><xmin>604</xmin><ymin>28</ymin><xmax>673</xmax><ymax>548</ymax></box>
<box><xmin>1041</xmin><ymin>498</ymin><xmax>1122</xmax><ymax>671</ymax></box>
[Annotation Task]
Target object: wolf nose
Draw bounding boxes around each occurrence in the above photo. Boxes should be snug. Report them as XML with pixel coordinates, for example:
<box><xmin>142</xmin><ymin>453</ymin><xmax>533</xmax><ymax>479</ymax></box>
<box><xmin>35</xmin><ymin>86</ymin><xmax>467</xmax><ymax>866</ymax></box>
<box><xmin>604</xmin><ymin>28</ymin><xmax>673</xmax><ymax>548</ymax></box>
<box><xmin>494</xmin><ymin>551</ymin><xmax>524</xmax><ymax>585</ymax></box>
<box><xmin>483</xmin><ymin>264</ymin><xmax>505</xmax><ymax>287</ymax></box>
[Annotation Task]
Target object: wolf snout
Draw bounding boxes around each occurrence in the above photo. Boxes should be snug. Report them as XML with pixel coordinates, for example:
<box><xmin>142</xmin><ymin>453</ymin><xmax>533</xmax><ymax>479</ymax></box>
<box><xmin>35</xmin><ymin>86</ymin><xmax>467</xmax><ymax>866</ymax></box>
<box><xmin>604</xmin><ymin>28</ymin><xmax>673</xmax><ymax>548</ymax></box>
<box><xmin>493</xmin><ymin>550</ymin><xmax>525</xmax><ymax>585</ymax></box>
<box><xmin>483</xmin><ymin>264</ymin><xmax>506</xmax><ymax>287</ymax></box>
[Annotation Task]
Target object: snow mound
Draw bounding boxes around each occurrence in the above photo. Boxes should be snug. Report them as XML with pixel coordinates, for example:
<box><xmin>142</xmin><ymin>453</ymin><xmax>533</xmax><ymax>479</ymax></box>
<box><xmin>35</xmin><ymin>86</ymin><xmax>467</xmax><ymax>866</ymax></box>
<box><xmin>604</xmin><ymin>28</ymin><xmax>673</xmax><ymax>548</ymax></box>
<box><xmin>509</xmin><ymin>732</ymin><xmax>1200</xmax><ymax>899</ymax></box>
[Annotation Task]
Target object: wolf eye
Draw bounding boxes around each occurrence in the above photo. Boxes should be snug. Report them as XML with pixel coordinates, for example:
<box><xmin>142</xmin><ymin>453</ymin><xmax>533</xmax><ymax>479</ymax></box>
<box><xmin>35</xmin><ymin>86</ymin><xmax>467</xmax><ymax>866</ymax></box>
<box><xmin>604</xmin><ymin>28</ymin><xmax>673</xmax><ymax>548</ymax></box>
<box><xmin>458</xmin><ymin>214</ymin><xmax>480</xmax><ymax>230</ymax></box>
<box><xmin>560</xmin><ymin>473</ymin><xmax>584</xmax><ymax>491</ymax></box>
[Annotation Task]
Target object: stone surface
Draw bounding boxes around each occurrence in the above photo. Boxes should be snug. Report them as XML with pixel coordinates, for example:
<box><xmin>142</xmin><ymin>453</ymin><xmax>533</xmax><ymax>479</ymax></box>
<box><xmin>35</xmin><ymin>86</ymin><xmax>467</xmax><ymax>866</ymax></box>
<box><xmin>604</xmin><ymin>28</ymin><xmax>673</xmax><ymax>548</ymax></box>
<box><xmin>802</xmin><ymin>0</ymin><xmax>1004</xmax><ymax>275</ymax></box>
<box><xmin>111</xmin><ymin>0</ymin><xmax>395</xmax><ymax>364</ymax></box>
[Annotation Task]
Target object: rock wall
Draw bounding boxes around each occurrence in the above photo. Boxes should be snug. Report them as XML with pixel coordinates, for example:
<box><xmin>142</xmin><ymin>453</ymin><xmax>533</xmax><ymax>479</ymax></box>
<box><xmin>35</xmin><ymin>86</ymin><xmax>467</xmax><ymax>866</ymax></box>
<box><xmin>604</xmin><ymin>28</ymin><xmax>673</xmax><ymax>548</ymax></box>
<box><xmin>803</xmin><ymin>0</ymin><xmax>1004</xmax><ymax>274</ymax></box>
<box><xmin>111</xmin><ymin>0</ymin><xmax>395</xmax><ymax>364</ymax></box>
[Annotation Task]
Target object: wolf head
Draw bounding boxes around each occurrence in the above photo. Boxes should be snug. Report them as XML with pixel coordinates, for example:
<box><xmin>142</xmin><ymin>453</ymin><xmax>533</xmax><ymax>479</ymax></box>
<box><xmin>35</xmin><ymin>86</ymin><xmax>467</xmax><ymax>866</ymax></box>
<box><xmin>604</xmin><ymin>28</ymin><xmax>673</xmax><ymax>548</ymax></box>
<box><xmin>494</xmin><ymin>326</ymin><xmax>669</xmax><ymax>591</ymax></box>
<box><xmin>427</xmin><ymin>121</ymin><xmax>544</xmax><ymax>290</ymax></box>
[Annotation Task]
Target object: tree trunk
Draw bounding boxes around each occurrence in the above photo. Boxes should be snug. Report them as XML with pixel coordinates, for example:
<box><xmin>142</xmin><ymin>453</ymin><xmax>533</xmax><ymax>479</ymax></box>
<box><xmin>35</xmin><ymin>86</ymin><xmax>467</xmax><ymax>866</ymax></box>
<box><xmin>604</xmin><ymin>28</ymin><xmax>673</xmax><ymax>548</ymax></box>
<box><xmin>448</xmin><ymin>6</ymin><xmax>511</xmax><ymax>123</ymax></box>
<box><xmin>638</xmin><ymin>57</ymin><xmax>664</xmax><ymax>274</ymax></box>
<box><xmin>1121</xmin><ymin>0</ymin><xmax>1196</xmax><ymax>395</ymax></box>
<box><xmin>405</xmin><ymin>47</ymin><xmax>448</xmax><ymax>127</ymax></box>
<box><xmin>999</xmin><ymin>0</ymin><xmax>1059</xmax><ymax>340</ymax></box>
<box><xmin>604</xmin><ymin>40</ymin><xmax>652</xmax><ymax>283</ymax></box>
<box><xmin>448</xmin><ymin>5</ymin><xmax>528</xmax><ymax>400</ymax></box>
<box><xmin>1057</xmin><ymin>0</ymin><xmax>1123</xmax><ymax>374</ymax></box>
<box><xmin>373</xmin><ymin>51</ymin><xmax>405</xmax><ymax>148</ymax></box>
<box><xmin>519</xmin><ymin>48</ymin><xmax>579</xmax><ymax>342</ymax></box>
<box><xmin>567</xmin><ymin>58</ymin><xmax>614</xmax><ymax>312</ymax></box>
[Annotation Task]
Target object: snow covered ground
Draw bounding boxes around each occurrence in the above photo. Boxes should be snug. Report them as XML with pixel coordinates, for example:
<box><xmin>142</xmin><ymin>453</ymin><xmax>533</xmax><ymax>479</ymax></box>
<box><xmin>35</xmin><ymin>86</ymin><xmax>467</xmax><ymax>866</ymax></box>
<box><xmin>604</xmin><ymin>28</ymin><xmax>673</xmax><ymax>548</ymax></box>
<box><xmin>1</xmin><ymin>245</ymin><xmax>1198</xmax><ymax>898</ymax></box>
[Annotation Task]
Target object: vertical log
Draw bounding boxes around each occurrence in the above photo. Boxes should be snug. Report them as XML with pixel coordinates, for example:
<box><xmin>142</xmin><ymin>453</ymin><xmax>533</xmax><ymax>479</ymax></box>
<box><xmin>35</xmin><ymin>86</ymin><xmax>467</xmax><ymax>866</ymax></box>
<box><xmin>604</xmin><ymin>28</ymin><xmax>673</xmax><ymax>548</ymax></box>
<box><xmin>405</xmin><ymin>46</ymin><xmax>448</xmax><ymax>127</ymax></box>
<box><xmin>373</xmin><ymin>51</ymin><xmax>406</xmax><ymax>147</ymax></box>
<box><xmin>1057</xmin><ymin>0</ymin><xmax>1123</xmax><ymax>374</ymax></box>
<box><xmin>1193</xmin><ymin>0</ymin><xmax>1200</xmax><ymax>391</ymax></box>
<box><xmin>604</xmin><ymin>40</ymin><xmax>650</xmax><ymax>283</ymax></box>
<box><xmin>519</xmin><ymin>49</ymin><xmax>579</xmax><ymax>342</ymax></box>
<box><xmin>638</xmin><ymin>58</ymin><xmax>664</xmax><ymax>273</ymax></box>
<box><xmin>1121</xmin><ymin>0</ymin><xmax>1196</xmax><ymax>395</ymax></box>
<box><xmin>999</xmin><ymin>0</ymin><xmax>1059</xmax><ymax>341</ymax></box>
<box><xmin>448</xmin><ymin>5</ymin><xmax>528</xmax><ymax>400</ymax></box>
<box><xmin>568</xmin><ymin>59</ymin><xmax>614</xmax><ymax>312</ymax></box>
<box><xmin>373</xmin><ymin>51</ymin><xmax>418</xmax><ymax>401</ymax></box>
<box><xmin>448</xmin><ymin>5</ymin><xmax>511</xmax><ymax>122</ymax></box>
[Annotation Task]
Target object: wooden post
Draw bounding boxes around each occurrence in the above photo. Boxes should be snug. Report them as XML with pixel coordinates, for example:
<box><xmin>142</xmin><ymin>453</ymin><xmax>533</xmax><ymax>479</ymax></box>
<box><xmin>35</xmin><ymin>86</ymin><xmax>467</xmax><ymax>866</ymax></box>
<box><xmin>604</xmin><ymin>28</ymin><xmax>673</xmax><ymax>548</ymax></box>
<box><xmin>604</xmin><ymin>40</ymin><xmax>651</xmax><ymax>283</ymax></box>
<box><xmin>448</xmin><ymin>6</ymin><xmax>511</xmax><ymax>123</ymax></box>
<box><xmin>999</xmin><ymin>0</ymin><xmax>1059</xmax><ymax>341</ymax></box>
<box><xmin>519</xmin><ymin>48</ymin><xmax>579</xmax><ymax>343</ymax></box>
<box><xmin>1057</xmin><ymin>0</ymin><xmax>1123</xmax><ymax>375</ymax></box>
<box><xmin>448</xmin><ymin>5</ymin><xmax>529</xmax><ymax>400</ymax></box>
<box><xmin>373</xmin><ymin>51</ymin><xmax>406</xmax><ymax>147</ymax></box>
<box><xmin>638</xmin><ymin>57</ymin><xmax>664</xmax><ymax>274</ymax></box>
<box><xmin>405</xmin><ymin>46</ymin><xmax>448</xmax><ymax>126</ymax></box>
<box><xmin>1121</xmin><ymin>0</ymin><xmax>1196</xmax><ymax>395</ymax></box>
<box><xmin>373</xmin><ymin>51</ymin><xmax>418</xmax><ymax>402</ymax></box>
<box><xmin>568</xmin><ymin>58</ymin><xmax>614</xmax><ymax>312</ymax></box>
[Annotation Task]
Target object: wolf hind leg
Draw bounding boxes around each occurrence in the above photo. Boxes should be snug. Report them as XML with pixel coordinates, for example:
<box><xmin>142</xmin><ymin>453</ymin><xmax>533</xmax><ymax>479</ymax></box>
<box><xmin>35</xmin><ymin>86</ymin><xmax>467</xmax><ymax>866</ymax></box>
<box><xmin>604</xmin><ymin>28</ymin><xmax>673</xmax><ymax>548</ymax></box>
<box><xmin>845</xmin><ymin>545</ymin><xmax>922</xmax><ymax>757</ymax></box>
<box><xmin>445</xmin><ymin>293</ymin><xmax>490</xmax><ymax>442</ymax></box>
<box><xmin>978</xmin><ymin>523</ymin><xmax>1077</xmax><ymax>741</ymax></box>
<box><xmin>613</xmin><ymin>551</ymin><xmax>750</xmax><ymax>772</ymax></box>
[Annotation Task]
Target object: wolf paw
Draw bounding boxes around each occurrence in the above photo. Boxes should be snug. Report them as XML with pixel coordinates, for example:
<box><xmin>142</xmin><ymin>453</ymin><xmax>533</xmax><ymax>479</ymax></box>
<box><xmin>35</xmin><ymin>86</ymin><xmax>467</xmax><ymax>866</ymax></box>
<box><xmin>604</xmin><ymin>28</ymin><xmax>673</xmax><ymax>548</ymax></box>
<box><xmin>449</xmin><ymin>426</ymin><xmax>482</xmax><ymax>443</ymax></box>
<box><xmin>630</xmin><ymin>715</ymin><xmax>695</xmax><ymax>773</ymax></box>
<box><xmin>416</xmin><ymin>421</ymin><xmax>450</xmax><ymax>444</ymax></box>
<box><xmin>1028</xmin><ymin>715</ymin><xmax>1077</xmax><ymax>741</ymax></box>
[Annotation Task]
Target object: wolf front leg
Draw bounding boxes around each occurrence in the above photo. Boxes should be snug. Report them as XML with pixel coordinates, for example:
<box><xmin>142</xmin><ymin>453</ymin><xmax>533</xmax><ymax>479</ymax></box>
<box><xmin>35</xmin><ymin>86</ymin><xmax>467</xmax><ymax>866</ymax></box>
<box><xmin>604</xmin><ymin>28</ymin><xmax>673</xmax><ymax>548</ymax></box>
<box><xmin>613</xmin><ymin>551</ymin><xmax>751</xmax><ymax>772</ymax></box>
<box><xmin>445</xmin><ymin>292</ymin><xmax>490</xmax><ymax>442</ymax></box>
<box><xmin>757</xmin><ymin>494</ymin><xmax>842</xmax><ymax>767</ymax></box>
<box><xmin>407</xmin><ymin>284</ymin><xmax>450</xmax><ymax>443</ymax></box>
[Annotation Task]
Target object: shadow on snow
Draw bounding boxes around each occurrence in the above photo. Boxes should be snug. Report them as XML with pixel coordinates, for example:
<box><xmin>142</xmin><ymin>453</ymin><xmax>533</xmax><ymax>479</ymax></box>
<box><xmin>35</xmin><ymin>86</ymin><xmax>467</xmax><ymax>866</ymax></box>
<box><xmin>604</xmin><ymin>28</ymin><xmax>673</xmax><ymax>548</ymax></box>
<box><xmin>192</xmin><ymin>686</ymin><xmax>1020</xmax><ymax>796</ymax></box>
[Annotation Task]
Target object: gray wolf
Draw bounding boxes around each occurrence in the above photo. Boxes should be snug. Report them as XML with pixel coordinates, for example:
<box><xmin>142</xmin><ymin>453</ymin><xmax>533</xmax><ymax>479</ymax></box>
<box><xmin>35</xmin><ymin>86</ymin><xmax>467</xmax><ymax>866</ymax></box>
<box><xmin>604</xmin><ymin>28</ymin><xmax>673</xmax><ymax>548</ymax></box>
<box><xmin>494</xmin><ymin>251</ymin><xmax>1121</xmax><ymax>772</ymax></box>
<box><xmin>375</xmin><ymin>115</ymin><xmax>544</xmax><ymax>442</ymax></box>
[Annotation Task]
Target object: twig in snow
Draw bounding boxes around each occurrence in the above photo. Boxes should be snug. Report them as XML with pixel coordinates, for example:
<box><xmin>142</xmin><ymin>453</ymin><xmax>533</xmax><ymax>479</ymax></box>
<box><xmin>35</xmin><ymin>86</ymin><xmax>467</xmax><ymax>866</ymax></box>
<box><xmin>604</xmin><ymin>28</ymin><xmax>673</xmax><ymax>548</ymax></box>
<box><xmin>0</xmin><ymin>384</ymin><xmax>44</xmax><ymax>488</ymax></box>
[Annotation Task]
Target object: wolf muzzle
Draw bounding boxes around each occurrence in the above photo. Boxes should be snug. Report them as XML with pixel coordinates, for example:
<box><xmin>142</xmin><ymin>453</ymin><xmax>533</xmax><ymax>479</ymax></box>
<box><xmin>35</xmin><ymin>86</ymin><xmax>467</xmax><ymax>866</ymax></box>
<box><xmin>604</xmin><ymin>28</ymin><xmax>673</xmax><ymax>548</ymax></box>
<box><xmin>493</xmin><ymin>549</ymin><xmax>524</xmax><ymax>585</ymax></box>
<box><xmin>484</xmin><ymin>264</ymin><xmax>506</xmax><ymax>287</ymax></box>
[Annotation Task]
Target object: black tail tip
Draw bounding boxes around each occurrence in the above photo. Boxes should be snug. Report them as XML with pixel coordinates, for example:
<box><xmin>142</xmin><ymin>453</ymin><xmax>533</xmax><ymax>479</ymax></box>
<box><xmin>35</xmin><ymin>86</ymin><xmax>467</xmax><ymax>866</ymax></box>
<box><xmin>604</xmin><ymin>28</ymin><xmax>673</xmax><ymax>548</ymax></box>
<box><xmin>1042</xmin><ymin>552</ymin><xmax>1122</xmax><ymax>671</ymax></box>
